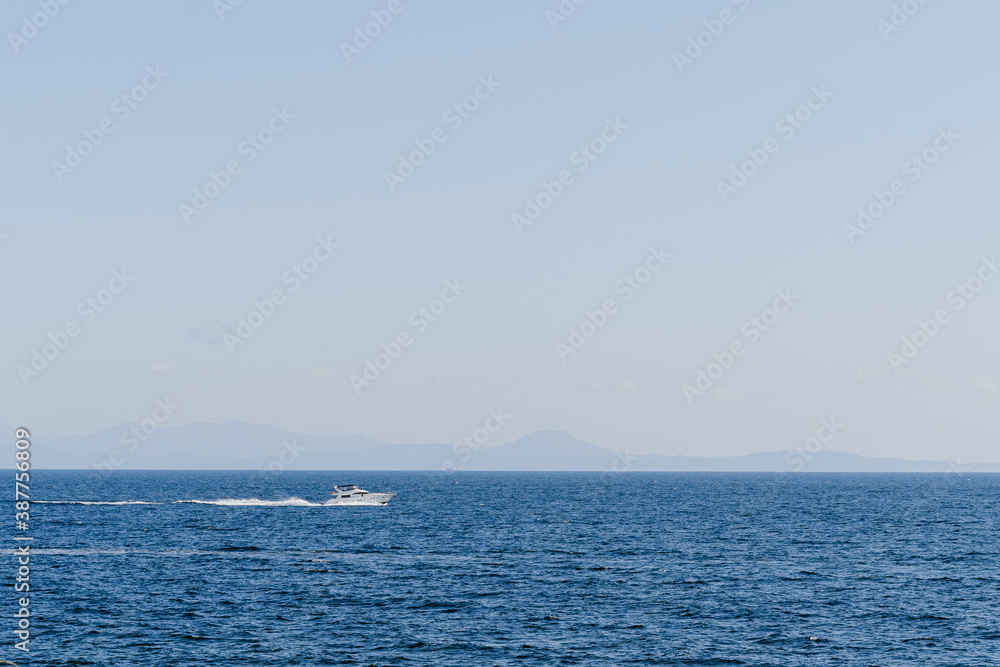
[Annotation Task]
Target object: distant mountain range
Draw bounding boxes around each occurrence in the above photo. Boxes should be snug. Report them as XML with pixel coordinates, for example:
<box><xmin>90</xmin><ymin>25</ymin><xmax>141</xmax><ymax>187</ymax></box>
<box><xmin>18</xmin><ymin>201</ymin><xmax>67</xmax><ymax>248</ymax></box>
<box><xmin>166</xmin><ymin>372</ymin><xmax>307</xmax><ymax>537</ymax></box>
<box><xmin>2</xmin><ymin>421</ymin><xmax>997</xmax><ymax>473</ymax></box>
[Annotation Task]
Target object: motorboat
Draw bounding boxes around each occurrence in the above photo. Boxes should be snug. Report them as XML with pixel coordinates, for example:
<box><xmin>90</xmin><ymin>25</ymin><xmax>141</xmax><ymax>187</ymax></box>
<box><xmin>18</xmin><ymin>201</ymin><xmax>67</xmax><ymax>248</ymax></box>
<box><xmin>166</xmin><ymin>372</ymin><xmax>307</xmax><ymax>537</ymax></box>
<box><xmin>321</xmin><ymin>484</ymin><xmax>395</xmax><ymax>506</ymax></box>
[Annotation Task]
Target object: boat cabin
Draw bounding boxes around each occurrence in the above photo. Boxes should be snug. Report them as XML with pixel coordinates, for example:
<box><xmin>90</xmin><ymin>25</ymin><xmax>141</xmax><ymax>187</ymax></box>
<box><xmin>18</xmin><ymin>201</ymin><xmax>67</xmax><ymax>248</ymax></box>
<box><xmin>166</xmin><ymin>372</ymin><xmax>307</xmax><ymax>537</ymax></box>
<box><xmin>332</xmin><ymin>484</ymin><xmax>366</xmax><ymax>498</ymax></box>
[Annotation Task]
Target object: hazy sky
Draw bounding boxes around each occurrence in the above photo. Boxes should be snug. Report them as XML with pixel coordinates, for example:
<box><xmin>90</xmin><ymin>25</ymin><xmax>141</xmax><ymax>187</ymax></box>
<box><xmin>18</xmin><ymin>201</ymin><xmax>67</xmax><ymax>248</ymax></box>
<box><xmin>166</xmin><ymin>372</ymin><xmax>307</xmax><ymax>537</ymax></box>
<box><xmin>3</xmin><ymin>1</ymin><xmax>998</xmax><ymax>462</ymax></box>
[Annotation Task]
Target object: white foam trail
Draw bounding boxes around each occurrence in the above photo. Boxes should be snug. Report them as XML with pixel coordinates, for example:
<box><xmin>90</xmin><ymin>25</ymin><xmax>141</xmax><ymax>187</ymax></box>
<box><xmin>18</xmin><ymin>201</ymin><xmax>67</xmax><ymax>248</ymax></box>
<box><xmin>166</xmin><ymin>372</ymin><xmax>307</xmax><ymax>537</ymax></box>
<box><xmin>36</xmin><ymin>497</ymin><xmax>339</xmax><ymax>507</ymax></box>
<box><xmin>173</xmin><ymin>497</ymin><xmax>322</xmax><ymax>507</ymax></box>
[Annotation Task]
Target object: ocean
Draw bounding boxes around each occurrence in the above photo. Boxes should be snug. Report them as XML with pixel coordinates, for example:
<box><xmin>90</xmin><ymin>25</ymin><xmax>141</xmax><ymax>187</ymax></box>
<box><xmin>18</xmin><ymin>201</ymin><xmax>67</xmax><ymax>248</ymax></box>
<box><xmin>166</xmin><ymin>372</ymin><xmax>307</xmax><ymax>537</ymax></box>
<box><xmin>10</xmin><ymin>470</ymin><xmax>1000</xmax><ymax>666</ymax></box>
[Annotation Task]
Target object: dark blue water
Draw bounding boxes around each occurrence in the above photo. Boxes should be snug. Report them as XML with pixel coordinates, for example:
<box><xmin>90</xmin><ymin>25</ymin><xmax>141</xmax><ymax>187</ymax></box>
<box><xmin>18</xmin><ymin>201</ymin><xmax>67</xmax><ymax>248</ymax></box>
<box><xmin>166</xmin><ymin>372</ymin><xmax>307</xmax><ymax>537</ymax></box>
<box><xmin>8</xmin><ymin>471</ymin><xmax>1000</xmax><ymax>666</ymax></box>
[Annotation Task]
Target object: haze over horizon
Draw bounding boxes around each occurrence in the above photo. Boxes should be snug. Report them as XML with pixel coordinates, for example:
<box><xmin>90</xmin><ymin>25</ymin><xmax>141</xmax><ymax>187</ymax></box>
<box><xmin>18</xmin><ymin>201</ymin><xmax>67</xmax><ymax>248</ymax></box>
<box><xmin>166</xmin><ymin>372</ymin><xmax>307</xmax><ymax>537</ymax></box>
<box><xmin>3</xmin><ymin>1</ymin><xmax>999</xmax><ymax>465</ymax></box>
<box><xmin>5</xmin><ymin>420</ymin><xmax>998</xmax><ymax>472</ymax></box>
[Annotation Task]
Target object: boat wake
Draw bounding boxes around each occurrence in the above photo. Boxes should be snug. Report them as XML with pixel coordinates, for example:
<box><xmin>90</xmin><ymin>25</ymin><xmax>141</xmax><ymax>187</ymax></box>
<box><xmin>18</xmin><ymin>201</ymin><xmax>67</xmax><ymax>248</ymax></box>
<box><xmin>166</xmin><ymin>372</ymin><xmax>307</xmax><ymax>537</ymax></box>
<box><xmin>34</xmin><ymin>500</ymin><xmax>160</xmax><ymax>505</ymax></box>
<box><xmin>175</xmin><ymin>497</ymin><xmax>322</xmax><ymax>507</ymax></box>
<box><xmin>34</xmin><ymin>497</ymin><xmax>323</xmax><ymax>507</ymax></box>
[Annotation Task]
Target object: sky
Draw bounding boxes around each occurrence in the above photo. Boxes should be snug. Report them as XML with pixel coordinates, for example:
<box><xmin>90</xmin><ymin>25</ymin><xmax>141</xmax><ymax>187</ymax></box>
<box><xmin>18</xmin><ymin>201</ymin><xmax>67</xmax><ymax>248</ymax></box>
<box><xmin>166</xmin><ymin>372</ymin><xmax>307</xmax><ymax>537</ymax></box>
<box><xmin>2</xmin><ymin>0</ymin><xmax>999</xmax><ymax>463</ymax></box>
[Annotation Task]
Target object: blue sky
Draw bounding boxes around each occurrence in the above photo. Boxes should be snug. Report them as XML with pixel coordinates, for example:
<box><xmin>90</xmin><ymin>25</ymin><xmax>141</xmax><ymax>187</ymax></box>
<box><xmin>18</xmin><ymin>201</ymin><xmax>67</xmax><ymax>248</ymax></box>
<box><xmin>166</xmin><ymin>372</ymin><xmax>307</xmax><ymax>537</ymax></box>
<box><xmin>2</xmin><ymin>0</ymin><xmax>998</xmax><ymax>462</ymax></box>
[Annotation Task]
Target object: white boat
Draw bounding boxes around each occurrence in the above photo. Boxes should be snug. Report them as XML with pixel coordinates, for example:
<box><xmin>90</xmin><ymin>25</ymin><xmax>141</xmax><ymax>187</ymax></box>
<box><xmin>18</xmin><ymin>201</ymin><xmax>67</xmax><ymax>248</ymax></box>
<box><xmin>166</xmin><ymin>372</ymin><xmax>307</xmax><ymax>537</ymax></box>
<box><xmin>321</xmin><ymin>484</ymin><xmax>395</xmax><ymax>506</ymax></box>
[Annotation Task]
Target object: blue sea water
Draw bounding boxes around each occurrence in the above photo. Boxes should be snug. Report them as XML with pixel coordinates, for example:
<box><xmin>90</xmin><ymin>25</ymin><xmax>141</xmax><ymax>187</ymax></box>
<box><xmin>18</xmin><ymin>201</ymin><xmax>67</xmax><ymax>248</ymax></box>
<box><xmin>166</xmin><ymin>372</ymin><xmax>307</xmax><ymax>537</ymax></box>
<box><xmin>7</xmin><ymin>471</ymin><xmax>1000</xmax><ymax>666</ymax></box>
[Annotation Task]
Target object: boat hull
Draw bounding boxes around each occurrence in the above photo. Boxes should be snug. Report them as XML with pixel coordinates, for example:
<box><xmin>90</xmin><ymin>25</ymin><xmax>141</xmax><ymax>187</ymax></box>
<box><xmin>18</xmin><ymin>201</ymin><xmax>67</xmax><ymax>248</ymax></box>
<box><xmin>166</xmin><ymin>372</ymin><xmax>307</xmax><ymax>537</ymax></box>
<box><xmin>321</xmin><ymin>493</ymin><xmax>395</xmax><ymax>506</ymax></box>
